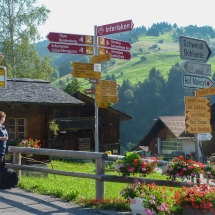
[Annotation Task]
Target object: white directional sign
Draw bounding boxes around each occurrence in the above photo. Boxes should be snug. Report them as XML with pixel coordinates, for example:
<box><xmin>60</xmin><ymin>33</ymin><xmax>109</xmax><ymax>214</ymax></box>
<box><xmin>182</xmin><ymin>74</ymin><xmax>214</xmax><ymax>89</ymax></box>
<box><xmin>180</xmin><ymin>36</ymin><xmax>212</xmax><ymax>63</ymax></box>
<box><xmin>180</xmin><ymin>61</ymin><xmax>211</xmax><ymax>76</ymax></box>
<box><xmin>197</xmin><ymin>133</ymin><xmax>212</xmax><ymax>141</ymax></box>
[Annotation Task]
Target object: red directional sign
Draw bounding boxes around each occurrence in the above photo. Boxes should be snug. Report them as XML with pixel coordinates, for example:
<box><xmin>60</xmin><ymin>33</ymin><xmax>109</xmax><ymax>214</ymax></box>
<box><xmin>98</xmin><ymin>48</ymin><xmax>131</xmax><ymax>60</ymax></box>
<box><xmin>98</xmin><ymin>37</ymin><xmax>131</xmax><ymax>51</ymax></box>
<box><xmin>46</xmin><ymin>32</ymin><xmax>94</xmax><ymax>45</ymax></box>
<box><xmin>97</xmin><ymin>20</ymin><xmax>134</xmax><ymax>36</ymax></box>
<box><xmin>47</xmin><ymin>43</ymin><xmax>93</xmax><ymax>55</ymax></box>
<box><xmin>85</xmin><ymin>89</ymin><xmax>95</xmax><ymax>94</ymax></box>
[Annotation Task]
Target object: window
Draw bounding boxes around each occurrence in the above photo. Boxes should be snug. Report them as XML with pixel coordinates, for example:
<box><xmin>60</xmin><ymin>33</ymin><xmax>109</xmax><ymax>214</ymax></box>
<box><xmin>8</xmin><ymin>118</ymin><xmax>26</xmax><ymax>140</ymax></box>
<box><xmin>161</xmin><ymin>138</ymin><xmax>183</xmax><ymax>154</ymax></box>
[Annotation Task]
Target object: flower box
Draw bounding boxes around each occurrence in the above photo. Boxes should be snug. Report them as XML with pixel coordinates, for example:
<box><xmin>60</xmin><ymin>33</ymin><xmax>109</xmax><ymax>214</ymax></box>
<box><xmin>130</xmin><ymin>198</ymin><xmax>146</xmax><ymax>215</ymax></box>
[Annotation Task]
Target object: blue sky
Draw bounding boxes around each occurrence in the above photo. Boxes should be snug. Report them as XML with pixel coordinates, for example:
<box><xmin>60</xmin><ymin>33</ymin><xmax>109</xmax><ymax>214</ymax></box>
<box><xmin>37</xmin><ymin>0</ymin><xmax>215</xmax><ymax>40</ymax></box>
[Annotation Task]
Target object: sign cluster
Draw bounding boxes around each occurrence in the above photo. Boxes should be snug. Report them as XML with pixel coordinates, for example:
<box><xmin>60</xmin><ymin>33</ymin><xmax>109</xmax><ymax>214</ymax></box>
<box><xmin>46</xmin><ymin>20</ymin><xmax>133</xmax><ymax>108</ymax></box>
<box><xmin>180</xmin><ymin>36</ymin><xmax>213</xmax><ymax>135</ymax></box>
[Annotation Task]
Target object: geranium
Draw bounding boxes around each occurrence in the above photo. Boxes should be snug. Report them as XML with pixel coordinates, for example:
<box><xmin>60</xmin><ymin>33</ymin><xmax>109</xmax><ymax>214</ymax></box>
<box><xmin>203</xmin><ymin>165</ymin><xmax>215</xmax><ymax>180</ymax></box>
<box><xmin>174</xmin><ymin>184</ymin><xmax>215</xmax><ymax>214</ymax></box>
<box><xmin>17</xmin><ymin>138</ymin><xmax>41</xmax><ymax>148</ymax></box>
<box><xmin>165</xmin><ymin>155</ymin><xmax>204</xmax><ymax>181</ymax></box>
<box><xmin>115</xmin><ymin>151</ymin><xmax>157</xmax><ymax>177</ymax></box>
<box><xmin>120</xmin><ymin>179</ymin><xmax>174</xmax><ymax>215</ymax></box>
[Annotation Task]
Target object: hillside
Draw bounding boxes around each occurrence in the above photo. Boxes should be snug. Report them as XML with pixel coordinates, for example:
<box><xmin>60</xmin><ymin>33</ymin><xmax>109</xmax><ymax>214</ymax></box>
<box><xmin>51</xmin><ymin>30</ymin><xmax>215</xmax><ymax>89</ymax></box>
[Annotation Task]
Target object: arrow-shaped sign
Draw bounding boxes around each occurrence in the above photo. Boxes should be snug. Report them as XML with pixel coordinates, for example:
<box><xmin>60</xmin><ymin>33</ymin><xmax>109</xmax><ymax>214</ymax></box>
<box><xmin>98</xmin><ymin>37</ymin><xmax>131</xmax><ymax>51</ymax></box>
<box><xmin>97</xmin><ymin>20</ymin><xmax>134</xmax><ymax>36</ymax></box>
<box><xmin>46</xmin><ymin>32</ymin><xmax>94</xmax><ymax>45</ymax></box>
<box><xmin>185</xmin><ymin>124</ymin><xmax>212</xmax><ymax>134</ymax></box>
<box><xmin>182</xmin><ymin>74</ymin><xmax>214</xmax><ymax>89</ymax></box>
<box><xmin>185</xmin><ymin>103</ymin><xmax>210</xmax><ymax>112</ymax></box>
<box><xmin>180</xmin><ymin>61</ymin><xmax>211</xmax><ymax>76</ymax></box>
<box><xmin>185</xmin><ymin>118</ymin><xmax>211</xmax><ymax>126</ymax></box>
<box><xmin>197</xmin><ymin>133</ymin><xmax>212</xmax><ymax>141</ymax></box>
<box><xmin>84</xmin><ymin>89</ymin><xmax>95</xmax><ymax>94</ymax></box>
<box><xmin>179</xmin><ymin>36</ymin><xmax>212</xmax><ymax>62</ymax></box>
<box><xmin>185</xmin><ymin>111</ymin><xmax>211</xmax><ymax>119</ymax></box>
<box><xmin>185</xmin><ymin>96</ymin><xmax>210</xmax><ymax>105</ymax></box>
<box><xmin>92</xmin><ymin>53</ymin><xmax>111</xmax><ymax>63</ymax></box>
<box><xmin>196</xmin><ymin>86</ymin><xmax>215</xmax><ymax>97</ymax></box>
<box><xmin>71</xmin><ymin>70</ymin><xmax>101</xmax><ymax>79</ymax></box>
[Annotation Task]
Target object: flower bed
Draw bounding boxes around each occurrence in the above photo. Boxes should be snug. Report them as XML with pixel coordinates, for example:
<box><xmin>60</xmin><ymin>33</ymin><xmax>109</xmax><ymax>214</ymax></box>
<box><xmin>115</xmin><ymin>151</ymin><xmax>157</xmax><ymax>177</ymax></box>
<box><xmin>165</xmin><ymin>155</ymin><xmax>204</xmax><ymax>182</ymax></box>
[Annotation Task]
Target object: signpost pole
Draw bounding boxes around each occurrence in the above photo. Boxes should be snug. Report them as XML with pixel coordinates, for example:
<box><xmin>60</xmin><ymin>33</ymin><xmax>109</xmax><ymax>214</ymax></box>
<box><xmin>94</xmin><ymin>25</ymin><xmax>99</xmax><ymax>153</ymax></box>
<box><xmin>193</xmin><ymin>90</ymin><xmax>199</xmax><ymax>162</ymax></box>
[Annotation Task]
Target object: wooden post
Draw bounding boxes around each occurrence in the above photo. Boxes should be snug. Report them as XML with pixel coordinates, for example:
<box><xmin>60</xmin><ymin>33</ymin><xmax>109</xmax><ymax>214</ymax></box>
<box><xmin>13</xmin><ymin>152</ymin><xmax>21</xmax><ymax>178</ymax></box>
<box><xmin>95</xmin><ymin>158</ymin><xmax>105</xmax><ymax>200</ymax></box>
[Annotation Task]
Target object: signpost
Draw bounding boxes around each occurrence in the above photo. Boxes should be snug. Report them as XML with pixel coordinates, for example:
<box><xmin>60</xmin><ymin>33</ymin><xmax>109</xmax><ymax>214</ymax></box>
<box><xmin>182</xmin><ymin>74</ymin><xmax>214</xmax><ymax>89</ymax></box>
<box><xmin>197</xmin><ymin>133</ymin><xmax>212</xmax><ymax>141</ymax></box>
<box><xmin>95</xmin><ymin>95</ymin><xmax>119</xmax><ymax>103</ymax></box>
<box><xmin>185</xmin><ymin>118</ymin><xmax>210</xmax><ymax>126</ymax></box>
<box><xmin>84</xmin><ymin>89</ymin><xmax>95</xmax><ymax>94</ymax></box>
<box><xmin>185</xmin><ymin>96</ymin><xmax>210</xmax><ymax>105</ymax></box>
<box><xmin>185</xmin><ymin>125</ymin><xmax>212</xmax><ymax>134</ymax></box>
<box><xmin>71</xmin><ymin>70</ymin><xmax>101</xmax><ymax>79</ymax></box>
<box><xmin>179</xmin><ymin>36</ymin><xmax>212</xmax><ymax>62</ymax></box>
<box><xmin>47</xmin><ymin>43</ymin><xmax>93</xmax><ymax>55</ymax></box>
<box><xmin>185</xmin><ymin>103</ymin><xmax>210</xmax><ymax>112</ymax></box>
<box><xmin>0</xmin><ymin>67</ymin><xmax>6</xmax><ymax>88</ymax></box>
<box><xmin>98</xmin><ymin>37</ymin><xmax>131</xmax><ymax>51</ymax></box>
<box><xmin>180</xmin><ymin>61</ymin><xmax>211</xmax><ymax>76</ymax></box>
<box><xmin>92</xmin><ymin>53</ymin><xmax>111</xmax><ymax>63</ymax></box>
<box><xmin>89</xmin><ymin>78</ymin><xmax>99</xmax><ymax>84</ymax></box>
<box><xmin>97</xmin><ymin>20</ymin><xmax>134</xmax><ymax>36</ymax></box>
<box><xmin>196</xmin><ymin>86</ymin><xmax>215</xmax><ymax>97</ymax></box>
<box><xmin>46</xmin><ymin>32</ymin><xmax>94</xmax><ymax>45</ymax></box>
<box><xmin>186</xmin><ymin>111</ymin><xmax>211</xmax><ymax>119</ymax></box>
<box><xmin>98</xmin><ymin>47</ymin><xmax>131</xmax><ymax>60</ymax></box>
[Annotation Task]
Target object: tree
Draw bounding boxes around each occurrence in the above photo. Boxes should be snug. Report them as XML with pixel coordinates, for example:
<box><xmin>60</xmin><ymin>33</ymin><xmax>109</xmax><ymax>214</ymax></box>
<box><xmin>64</xmin><ymin>78</ymin><xmax>83</xmax><ymax>94</ymax></box>
<box><xmin>0</xmin><ymin>0</ymin><xmax>55</xmax><ymax>80</ymax></box>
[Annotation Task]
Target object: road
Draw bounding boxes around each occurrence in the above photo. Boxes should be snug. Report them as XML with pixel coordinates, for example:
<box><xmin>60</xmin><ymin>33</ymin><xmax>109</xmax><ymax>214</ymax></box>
<box><xmin>0</xmin><ymin>188</ymin><xmax>132</xmax><ymax>215</ymax></box>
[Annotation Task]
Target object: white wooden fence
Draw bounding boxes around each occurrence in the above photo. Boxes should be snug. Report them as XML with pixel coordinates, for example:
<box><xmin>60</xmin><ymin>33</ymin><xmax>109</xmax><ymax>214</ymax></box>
<box><xmin>6</xmin><ymin>146</ymin><xmax>191</xmax><ymax>200</ymax></box>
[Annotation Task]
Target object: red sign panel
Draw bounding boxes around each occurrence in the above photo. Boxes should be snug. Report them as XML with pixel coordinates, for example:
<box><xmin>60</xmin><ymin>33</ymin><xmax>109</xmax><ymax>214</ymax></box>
<box><xmin>47</xmin><ymin>43</ymin><xmax>93</xmax><ymax>55</ymax></box>
<box><xmin>98</xmin><ymin>48</ymin><xmax>131</xmax><ymax>60</ymax></box>
<box><xmin>46</xmin><ymin>32</ymin><xmax>94</xmax><ymax>45</ymax></box>
<box><xmin>98</xmin><ymin>37</ymin><xmax>131</xmax><ymax>51</ymax></box>
<box><xmin>85</xmin><ymin>89</ymin><xmax>95</xmax><ymax>94</ymax></box>
<box><xmin>89</xmin><ymin>78</ymin><xmax>99</xmax><ymax>84</ymax></box>
<box><xmin>97</xmin><ymin>20</ymin><xmax>134</xmax><ymax>36</ymax></box>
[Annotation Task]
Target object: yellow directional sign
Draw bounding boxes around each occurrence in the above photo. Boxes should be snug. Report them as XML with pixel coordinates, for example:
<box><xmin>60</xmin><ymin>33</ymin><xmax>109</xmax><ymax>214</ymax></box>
<box><xmin>99</xmin><ymin>80</ymin><xmax>117</xmax><ymax>87</ymax></box>
<box><xmin>185</xmin><ymin>103</ymin><xmax>210</xmax><ymax>112</ymax></box>
<box><xmin>185</xmin><ymin>118</ymin><xmax>210</xmax><ymax>127</ymax></box>
<box><xmin>0</xmin><ymin>67</ymin><xmax>6</xmax><ymax>88</ymax></box>
<box><xmin>71</xmin><ymin>62</ymin><xmax>94</xmax><ymax>71</ymax></box>
<box><xmin>71</xmin><ymin>70</ymin><xmax>101</xmax><ymax>79</ymax></box>
<box><xmin>97</xmin><ymin>102</ymin><xmax>108</xmax><ymax>108</ymax></box>
<box><xmin>196</xmin><ymin>87</ymin><xmax>215</xmax><ymax>97</ymax></box>
<box><xmin>185</xmin><ymin>111</ymin><xmax>211</xmax><ymax>119</ymax></box>
<box><xmin>185</xmin><ymin>124</ymin><xmax>212</xmax><ymax>134</ymax></box>
<box><xmin>95</xmin><ymin>95</ymin><xmax>119</xmax><ymax>103</ymax></box>
<box><xmin>185</xmin><ymin>96</ymin><xmax>210</xmax><ymax>105</ymax></box>
<box><xmin>92</xmin><ymin>53</ymin><xmax>111</xmax><ymax>63</ymax></box>
<box><xmin>95</xmin><ymin>84</ymin><xmax>118</xmax><ymax>96</ymax></box>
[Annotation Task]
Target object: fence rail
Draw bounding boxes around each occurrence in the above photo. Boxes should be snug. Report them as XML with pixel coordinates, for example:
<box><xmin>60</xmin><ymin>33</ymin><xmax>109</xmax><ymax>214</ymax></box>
<box><xmin>6</xmin><ymin>147</ymin><xmax>191</xmax><ymax>200</ymax></box>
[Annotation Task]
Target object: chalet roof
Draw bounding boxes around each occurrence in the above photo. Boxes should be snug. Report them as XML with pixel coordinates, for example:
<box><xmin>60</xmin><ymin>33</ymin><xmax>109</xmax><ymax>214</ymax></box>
<box><xmin>135</xmin><ymin>116</ymin><xmax>194</xmax><ymax>149</ymax></box>
<box><xmin>71</xmin><ymin>91</ymin><xmax>133</xmax><ymax>121</ymax></box>
<box><xmin>0</xmin><ymin>78</ymin><xmax>84</xmax><ymax>105</ymax></box>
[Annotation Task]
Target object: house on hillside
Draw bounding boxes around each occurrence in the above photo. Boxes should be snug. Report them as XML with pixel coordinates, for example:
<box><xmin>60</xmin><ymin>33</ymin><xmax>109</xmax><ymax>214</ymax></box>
<box><xmin>0</xmin><ymin>78</ymin><xmax>83</xmax><ymax>152</ymax></box>
<box><xmin>133</xmin><ymin>116</ymin><xmax>203</xmax><ymax>159</ymax></box>
<box><xmin>51</xmin><ymin>92</ymin><xmax>133</xmax><ymax>154</ymax></box>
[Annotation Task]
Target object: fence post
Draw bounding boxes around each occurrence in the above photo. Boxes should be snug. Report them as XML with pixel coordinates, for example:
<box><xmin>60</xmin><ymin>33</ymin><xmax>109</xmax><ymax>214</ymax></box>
<box><xmin>13</xmin><ymin>152</ymin><xmax>21</xmax><ymax>178</ymax></box>
<box><xmin>95</xmin><ymin>158</ymin><xmax>105</xmax><ymax>200</ymax></box>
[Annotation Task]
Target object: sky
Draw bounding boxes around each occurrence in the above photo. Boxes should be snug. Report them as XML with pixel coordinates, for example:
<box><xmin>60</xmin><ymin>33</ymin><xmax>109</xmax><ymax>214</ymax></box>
<box><xmin>37</xmin><ymin>0</ymin><xmax>215</xmax><ymax>41</ymax></box>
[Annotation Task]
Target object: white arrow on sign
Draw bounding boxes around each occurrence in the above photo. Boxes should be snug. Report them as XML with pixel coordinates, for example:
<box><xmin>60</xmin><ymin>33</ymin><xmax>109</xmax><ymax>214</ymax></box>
<box><xmin>180</xmin><ymin>36</ymin><xmax>212</xmax><ymax>62</ymax></box>
<box><xmin>197</xmin><ymin>133</ymin><xmax>212</xmax><ymax>141</ymax></box>
<box><xmin>182</xmin><ymin>74</ymin><xmax>214</xmax><ymax>89</ymax></box>
<box><xmin>180</xmin><ymin>61</ymin><xmax>211</xmax><ymax>76</ymax></box>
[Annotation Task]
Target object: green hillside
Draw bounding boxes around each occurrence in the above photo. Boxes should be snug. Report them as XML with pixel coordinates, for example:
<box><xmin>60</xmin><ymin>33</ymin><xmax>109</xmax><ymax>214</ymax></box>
<box><xmin>52</xmin><ymin>30</ymin><xmax>215</xmax><ymax>89</ymax></box>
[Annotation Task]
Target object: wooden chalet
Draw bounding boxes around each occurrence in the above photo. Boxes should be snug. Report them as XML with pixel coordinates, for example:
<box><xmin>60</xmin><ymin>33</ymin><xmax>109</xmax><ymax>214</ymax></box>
<box><xmin>0</xmin><ymin>78</ymin><xmax>83</xmax><ymax>151</ymax></box>
<box><xmin>51</xmin><ymin>92</ymin><xmax>132</xmax><ymax>155</ymax></box>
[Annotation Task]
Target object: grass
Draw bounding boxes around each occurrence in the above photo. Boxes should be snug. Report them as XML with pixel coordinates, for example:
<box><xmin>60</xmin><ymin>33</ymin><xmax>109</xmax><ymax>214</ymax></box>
<box><xmin>17</xmin><ymin>159</ymin><xmax>181</xmax><ymax>211</ymax></box>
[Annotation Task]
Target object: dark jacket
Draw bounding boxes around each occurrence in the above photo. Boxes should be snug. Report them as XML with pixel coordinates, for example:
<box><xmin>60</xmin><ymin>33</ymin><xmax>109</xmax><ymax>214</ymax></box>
<box><xmin>0</xmin><ymin>124</ymin><xmax>8</xmax><ymax>155</ymax></box>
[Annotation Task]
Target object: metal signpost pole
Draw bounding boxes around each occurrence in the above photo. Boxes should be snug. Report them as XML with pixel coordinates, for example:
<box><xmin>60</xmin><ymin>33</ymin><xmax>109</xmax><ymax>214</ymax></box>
<box><xmin>94</xmin><ymin>25</ymin><xmax>99</xmax><ymax>152</ymax></box>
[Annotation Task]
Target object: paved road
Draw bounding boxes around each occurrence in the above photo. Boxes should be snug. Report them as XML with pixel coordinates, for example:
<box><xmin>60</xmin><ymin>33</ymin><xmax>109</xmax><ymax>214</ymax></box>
<box><xmin>0</xmin><ymin>188</ymin><xmax>132</xmax><ymax>215</ymax></box>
